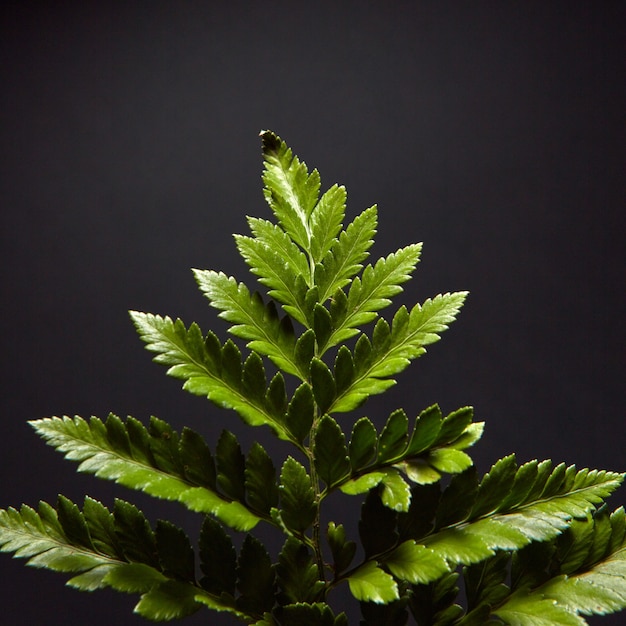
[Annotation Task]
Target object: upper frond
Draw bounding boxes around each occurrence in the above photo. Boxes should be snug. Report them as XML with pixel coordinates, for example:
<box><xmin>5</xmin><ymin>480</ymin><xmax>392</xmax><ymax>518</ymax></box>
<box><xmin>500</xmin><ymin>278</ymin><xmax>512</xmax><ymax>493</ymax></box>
<box><xmin>321</xmin><ymin>243</ymin><xmax>423</xmax><ymax>352</ymax></box>
<box><xmin>193</xmin><ymin>270</ymin><xmax>306</xmax><ymax>378</ymax></box>
<box><xmin>233</xmin><ymin>235</ymin><xmax>311</xmax><ymax>325</ymax></box>
<box><xmin>314</xmin><ymin>205</ymin><xmax>378</xmax><ymax>302</ymax></box>
<box><xmin>330</xmin><ymin>291</ymin><xmax>468</xmax><ymax>413</ymax></box>
<box><xmin>130</xmin><ymin>311</ymin><xmax>296</xmax><ymax>443</ymax></box>
<box><xmin>260</xmin><ymin>130</ymin><xmax>320</xmax><ymax>250</ymax></box>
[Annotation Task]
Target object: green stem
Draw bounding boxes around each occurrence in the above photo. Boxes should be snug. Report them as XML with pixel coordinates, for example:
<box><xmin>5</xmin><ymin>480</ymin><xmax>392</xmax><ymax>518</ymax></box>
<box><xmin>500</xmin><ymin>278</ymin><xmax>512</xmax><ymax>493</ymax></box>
<box><xmin>307</xmin><ymin>416</ymin><xmax>326</xmax><ymax>582</ymax></box>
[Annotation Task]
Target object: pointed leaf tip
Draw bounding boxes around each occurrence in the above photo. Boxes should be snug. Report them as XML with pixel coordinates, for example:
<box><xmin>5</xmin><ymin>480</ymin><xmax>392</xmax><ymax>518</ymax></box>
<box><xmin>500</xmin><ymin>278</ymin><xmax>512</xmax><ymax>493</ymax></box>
<box><xmin>260</xmin><ymin>130</ymin><xmax>281</xmax><ymax>154</ymax></box>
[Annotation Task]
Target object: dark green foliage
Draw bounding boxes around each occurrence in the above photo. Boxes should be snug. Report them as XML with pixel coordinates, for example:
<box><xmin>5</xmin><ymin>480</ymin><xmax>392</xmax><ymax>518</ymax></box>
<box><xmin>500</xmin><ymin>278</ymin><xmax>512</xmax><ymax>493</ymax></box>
<box><xmin>0</xmin><ymin>131</ymin><xmax>624</xmax><ymax>624</ymax></box>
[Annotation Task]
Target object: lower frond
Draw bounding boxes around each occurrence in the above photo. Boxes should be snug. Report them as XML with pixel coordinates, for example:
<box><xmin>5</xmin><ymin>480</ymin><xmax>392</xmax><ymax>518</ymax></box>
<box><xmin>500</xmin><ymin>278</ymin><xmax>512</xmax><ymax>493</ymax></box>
<box><xmin>30</xmin><ymin>414</ymin><xmax>265</xmax><ymax>531</ymax></box>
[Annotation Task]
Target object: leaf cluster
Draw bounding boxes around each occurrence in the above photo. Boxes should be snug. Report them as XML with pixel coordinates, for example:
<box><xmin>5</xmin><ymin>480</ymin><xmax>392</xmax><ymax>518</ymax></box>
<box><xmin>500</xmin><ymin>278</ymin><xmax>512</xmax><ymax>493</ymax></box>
<box><xmin>0</xmin><ymin>131</ymin><xmax>624</xmax><ymax>624</ymax></box>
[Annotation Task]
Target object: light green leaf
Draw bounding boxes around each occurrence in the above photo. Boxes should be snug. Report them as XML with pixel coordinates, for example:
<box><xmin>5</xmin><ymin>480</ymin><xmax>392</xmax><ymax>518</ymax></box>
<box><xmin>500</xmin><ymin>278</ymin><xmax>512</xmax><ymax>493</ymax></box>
<box><xmin>540</xmin><ymin>542</ymin><xmax>626</xmax><ymax>618</ymax></box>
<box><xmin>315</xmin><ymin>205</ymin><xmax>378</xmax><ymax>302</ymax></box>
<box><xmin>130</xmin><ymin>312</ymin><xmax>294</xmax><ymax>442</ymax></box>
<box><xmin>428</xmin><ymin>448</ymin><xmax>473</xmax><ymax>474</ymax></box>
<box><xmin>134</xmin><ymin>580</ymin><xmax>202</xmax><ymax>621</ymax></box>
<box><xmin>347</xmin><ymin>561</ymin><xmax>399</xmax><ymax>603</ymax></box>
<box><xmin>402</xmin><ymin>459</ymin><xmax>442</xmax><ymax>485</ymax></box>
<box><xmin>30</xmin><ymin>415</ymin><xmax>262</xmax><ymax>531</ymax></box>
<box><xmin>339</xmin><ymin>472</ymin><xmax>386</xmax><ymax>495</ymax></box>
<box><xmin>330</xmin><ymin>292</ymin><xmax>468</xmax><ymax>413</ymax></box>
<box><xmin>193</xmin><ymin>270</ymin><xmax>304</xmax><ymax>377</ymax></box>
<box><xmin>493</xmin><ymin>589</ymin><xmax>586</xmax><ymax>626</ymax></box>
<box><xmin>102</xmin><ymin>562</ymin><xmax>168</xmax><ymax>593</ymax></box>
<box><xmin>384</xmin><ymin>540</ymin><xmax>449</xmax><ymax>584</ymax></box>
<box><xmin>233</xmin><ymin>237</ymin><xmax>311</xmax><ymax>325</ymax></box>
<box><xmin>236</xmin><ymin>534</ymin><xmax>276</xmax><ymax>616</ymax></box>
<box><xmin>261</xmin><ymin>130</ymin><xmax>320</xmax><ymax>250</ymax></box>
<box><xmin>324</xmin><ymin>243</ymin><xmax>422</xmax><ymax>350</ymax></box>
<box><xmin>381</xmin><ymin>470</ymin><xmax>412</xmax><ymax>512</ymax></box>
<box><xmin>310</xmin><ymin>184</ymin><xmax>346</xmax><ymax>263</ymax></box>
<box><xmin>247</xmin><ymin>216</ymin><xmax>311</xmax><ymax>278</ymax></box>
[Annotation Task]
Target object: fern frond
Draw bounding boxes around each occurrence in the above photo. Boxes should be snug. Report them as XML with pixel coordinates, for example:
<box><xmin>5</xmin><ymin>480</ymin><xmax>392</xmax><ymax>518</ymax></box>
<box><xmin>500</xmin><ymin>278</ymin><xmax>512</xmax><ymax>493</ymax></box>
<box><xmin>322</xmin><ymin>243</ymin><xmax>423</xmax><ymax>352</ymax></box>
<box><xmin>0</xmin><ymin>497</ymin><xmax>255</xmax><ymax>622</ymax></box>
<box><xmin>130</xmin><ymin>311</ymin><xmax>297</xmax><ymax>444</ymax></box>
<box><xmin>492</xmin><ymin>506</ymin><xmax>626</xmax><ymax>623</ymax></box>
<box><xmin>193</xmin><ymin>270</ymin><xmax>306</xmax><ymax>378</ymax></box>
<box><xmin>309</xmin><ymin>184</ymin><xmax>347</xmax><ymax>264</ymax></box>
<box><xmin>314</xmin><ymin>205</ymin><xmax>378</xmax><ymax>302</ymax></box>
<box><xmin>30</xmin><ymin>414</ymin><xmax>266</xmax><ymax>531</ymax></box>
<box><xmin>335</xmin><ymin>406</ymin><xmax>481</xmax><ymax>508</ymax></box>
<box><xmin>345</xmin><ymin>460</ymin><xmax>623</xmax><ymax>596</ymax></box>
<box><xmin>419</xmin><ymin>464</ymin><xmax>623</xmax><ymax>569</ymax></box>
<box><xmin>260</xmin><ymin>130</ymin><xmax>320</xmax><ymax>251</ymax></box>
<box><xmin>247</xmin><ymin>217</ymin><xmax>311</xmax><ymax>279</ymax></box>
<box><xmin>233</xmin><ymin>236</ymin><xmax>311</xmax><ymax>325</ymax></box>
<box><xmin>330</xmin><ymin>292</ymin><xmax>468</xmax><ymax>412</ymax></box>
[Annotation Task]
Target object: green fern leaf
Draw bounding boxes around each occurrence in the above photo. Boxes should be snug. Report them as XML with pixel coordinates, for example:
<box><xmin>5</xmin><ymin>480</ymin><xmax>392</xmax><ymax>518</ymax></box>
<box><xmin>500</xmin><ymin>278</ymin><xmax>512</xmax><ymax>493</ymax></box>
<box><xmin>327</xmin><ymin>522</ymin><xmax>357</xmax><ymax>576</ymax></box>
<box><xmin>330</xmin><ymin>292</ymin><xmax>468</xmax><ymax>412</ymax></box>
<box><xmin>315</xmin><ymin>205</ymin><xmax>378</xmax><ymax>302</ymax></box>
<box><xmin>193</xmin><ymin>270</ymin><xmax>305</xmax><ymax>377</ymax></box>
<box><xmin>359</xmin><ymin>598</ymin><xmax>410</xmax><ymax>626</ymax></box>
<box><xmin>30</xmin><ymin>415</ymin><xmax>262</xmax><ymax>531</ymax></box>
<box><xmin>277</xmin><ymin>602</ymin><xmax>349</xmax><ymax>626</ymax></box>
<box><xmin>348</xmin><ymin>417</ymin><xmax>378</xmax><ymax>471</ymax></box>
<box><xmin>309</xmin><ymin>184</ymin><xmax>346</xmax><ymax>264</ymax></box>
<box><xmin>499</xmin><ymin>507</ymin><xmax>626</xmax><ymax>621</ymax></box>
<box><xmin>247</xmin><ymin>216</ymin><xmax>311</xmax><ymax>280</ymax></box>
<box><xmin>339</xmin><ymin>405</ymin><xmax>481</xmax><ymax>498</ymax></box>
<box><xmin>0</xmin><ymin>502</ymin><xmax>113</xmax><ymax>575</ymax></box>
<box><xmin>245</xmin><ymin>442</ymin><xmax>279</xmax><ymax>516</ymax></box>
<box><xmin>323</xmin><ymin>243</ymin><xmax>422</xmax><ymax>351</ymax></box>
<box><xmin>492</xmin><ymin>589</ymin><xmax>586</xmax><ymax>625</ymax></box>
<box><xmin>347</xmin><ymin>560</ymin><xmax>399</xmax><ymax>603</ymax></box>
<box><xmin>383</xmin><ymin>540</ymin><xmax>449</xmax><ymax>585</ymax></box>
<box><xmin>543</xmin><ymin>549</ymin><xmax>626</xmax><ymax>618</ymax></box>
<box><xmin>358</xmin><ymin>490</ymin><xmax>399</xmax><ymax>558</ymax></box>
<box><xmin>261</xmin><ymin>130</ymin><xmax>320</xmax><ymax>250</ymax></box>
<box><xmin>155</xmin><ymin>519</ymin><xmax>195</xmax><ymax>582</ymax></box>
<box><xmin>0</xmin><ymin>496</ymin><xmax>250</xmax><ymax>621</ymax></box>
<box><xmin>420</xmin><ymin>464</ymin><xmax>623</xmax><ymax>568</ymax></box>
<box><xmin>236</xmin><ymin>534</ymin><xmax>276</xmax><ymax>616</ymax></box>
<box><xmin>278</xmin><ymin>457</ymin><xmax>317</xmax><ymax>533</ymax></box>
<box><xmin>130</xmin><ymin>311</ymin><xmax>295</xmax><ymax>442</ymax></box>
<box><xmin>463</xmin><ymin>551</ymin><xmax>510</xmax><ymax>611</ymax></box>
<box><xmin>378</xmin><ymin>409</ymin><xmax>409</xmax><ymax>463</ymax></box>
<box><xmin>199</xmin><ymin>516</ymin><xmax>237</xmax><ymax>597</ymax></box>
<box><xmin>408</xmin><ymin>571</ymin><xmax>463</xmax><ymax>626</ymax></box>
<box><xmin>276</xmin><ymin>538</ymin><xmax>325</xmax><ymax>603</ymax></box>
<box><xmin>314</xmin><ymin>415</ymin><xmax>351</xmax><ymax>489</ymax></box>
<box><xmin>133</xmin><ymin>580</ymin><xmax>205</xmax><ymax>621</ymax></box>
<box><xmin>233</xmin><ymin>237</ymin><xmax>311</xmax><ymax>325</ymax></box>
<box><xmin>286</xmin><ymin>382</ymin><xmax>315</xmax><ymax>443</ymax></box>
<box><xmin>380</xmin><ymin>470</ymin><xmax>412</xmax><ymax>513</ymax></box>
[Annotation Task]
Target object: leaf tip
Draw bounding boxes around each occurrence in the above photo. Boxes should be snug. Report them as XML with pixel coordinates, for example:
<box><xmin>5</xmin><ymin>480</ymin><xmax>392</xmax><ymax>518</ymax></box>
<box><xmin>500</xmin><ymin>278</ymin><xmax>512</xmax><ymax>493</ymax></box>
<box><xmin>260</xmin><ymin>129</ymin><xmax>281</xmax><ymax>154</ymax></box>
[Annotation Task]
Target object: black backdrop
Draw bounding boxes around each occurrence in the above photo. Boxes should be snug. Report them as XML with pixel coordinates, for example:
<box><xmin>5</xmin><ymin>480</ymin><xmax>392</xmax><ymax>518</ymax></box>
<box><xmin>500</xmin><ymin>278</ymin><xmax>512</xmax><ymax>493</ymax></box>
<box><xmin>1</xmin><ymin>2</ymin><xmax>624</xmax><ymax>624</ymax></box>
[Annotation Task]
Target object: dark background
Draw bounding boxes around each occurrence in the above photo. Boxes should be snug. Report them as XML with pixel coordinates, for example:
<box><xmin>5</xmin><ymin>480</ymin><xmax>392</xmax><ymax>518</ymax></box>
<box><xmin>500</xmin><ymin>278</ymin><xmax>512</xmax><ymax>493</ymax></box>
<box><xmin>1</xmin><ymin>2</ymin><xmax>624</xmax><ymax>624</ymax></box>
